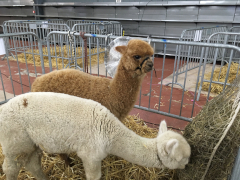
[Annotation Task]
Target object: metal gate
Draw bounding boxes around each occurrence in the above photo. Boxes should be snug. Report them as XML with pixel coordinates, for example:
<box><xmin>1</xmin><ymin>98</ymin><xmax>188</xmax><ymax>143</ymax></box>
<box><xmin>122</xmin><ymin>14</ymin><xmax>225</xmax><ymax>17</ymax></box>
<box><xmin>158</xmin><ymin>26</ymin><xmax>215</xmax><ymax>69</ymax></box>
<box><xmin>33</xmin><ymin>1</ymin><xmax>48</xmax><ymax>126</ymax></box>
<box><xmin>67</xmin><ymin>19</ymin><xmax>122</xmax><ymax>35</ymax></box>
<box><xmin>0</xmin><ymin>32</ymin><xmax>44</xmax><ymax>104</ymax></box>
<box><xmin>196</xmin><ymin>32</ymin><xmax>240</xmax><ymax>101</ymax></box>
<box><xmin>2</xmin><ymin>21</ymin><xmax>71</xmax><ymax>62</ymax></box>
<box><xmin>165</xmin><ymin>26</ymin><xmax>229</xmax><ymax>92</ymax></box>
<box><xmin>1</xmin><ymin>31</ymin><xmax>240</xmax><ymax>122</ymax></box>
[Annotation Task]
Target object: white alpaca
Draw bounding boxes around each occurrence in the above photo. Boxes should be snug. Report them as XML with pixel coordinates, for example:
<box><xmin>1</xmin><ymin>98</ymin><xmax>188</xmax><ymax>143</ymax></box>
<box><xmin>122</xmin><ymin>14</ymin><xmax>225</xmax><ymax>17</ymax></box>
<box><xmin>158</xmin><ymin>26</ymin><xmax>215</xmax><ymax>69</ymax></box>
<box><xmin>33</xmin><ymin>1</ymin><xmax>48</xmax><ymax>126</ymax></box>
<box><xmin>0</xmin><ymin>92</ymin><xmax>191</xmax><ymax>180</ymax></box>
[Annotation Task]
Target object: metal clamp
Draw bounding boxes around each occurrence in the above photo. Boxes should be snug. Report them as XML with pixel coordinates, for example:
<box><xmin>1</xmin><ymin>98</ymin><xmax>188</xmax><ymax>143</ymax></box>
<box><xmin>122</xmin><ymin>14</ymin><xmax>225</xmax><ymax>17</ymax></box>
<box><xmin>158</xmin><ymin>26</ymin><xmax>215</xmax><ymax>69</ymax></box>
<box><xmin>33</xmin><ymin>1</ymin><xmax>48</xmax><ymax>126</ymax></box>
<box><xmin>104</xmin><ymin>33</ymin><xmax>113</xmax><ymax>51</ymax></box>
<box><xmin>147</xmin><ymin>35</ymin><xmax>152</xmax><ymax>44</ymax></box>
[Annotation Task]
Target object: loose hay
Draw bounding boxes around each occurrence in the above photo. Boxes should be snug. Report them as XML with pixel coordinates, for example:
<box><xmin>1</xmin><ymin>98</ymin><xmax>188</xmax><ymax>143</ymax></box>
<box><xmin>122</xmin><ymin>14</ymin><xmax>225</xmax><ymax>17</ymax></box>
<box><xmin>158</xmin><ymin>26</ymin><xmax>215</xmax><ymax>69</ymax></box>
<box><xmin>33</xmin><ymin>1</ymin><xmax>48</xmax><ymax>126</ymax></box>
<box><xmin>176</xmin><ymin>74</ymin><xmax>240</xmax><ymax>180</ymax></box>
<box><xmin>0</xmin><ymin>115</ymin><xmax>174</xmax><ymax>180</ymax></box>
<box><xmin>9</xmin><ymin>45</ymin><xmax>105</xmax><ymax>70</ymax></box>
<box><xmin>200</xmin><ymin>62</ymin><xmax>240</xmax><ymax>94</ymax></box>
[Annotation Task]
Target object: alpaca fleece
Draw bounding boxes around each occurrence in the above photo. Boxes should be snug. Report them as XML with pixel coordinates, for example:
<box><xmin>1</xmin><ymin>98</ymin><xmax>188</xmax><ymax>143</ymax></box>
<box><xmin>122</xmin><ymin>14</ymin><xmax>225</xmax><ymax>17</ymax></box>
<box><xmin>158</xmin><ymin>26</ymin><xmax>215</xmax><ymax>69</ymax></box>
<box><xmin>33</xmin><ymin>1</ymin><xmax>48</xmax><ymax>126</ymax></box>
<box><xmin>31</xmin><ymin>39</ymin><xmax>154</xmax><ymax>121</ymax></box>
<box><xmin>0</xmin><ymin>92</ymin><xmax>191</xmax><ymax>180</ymax></box>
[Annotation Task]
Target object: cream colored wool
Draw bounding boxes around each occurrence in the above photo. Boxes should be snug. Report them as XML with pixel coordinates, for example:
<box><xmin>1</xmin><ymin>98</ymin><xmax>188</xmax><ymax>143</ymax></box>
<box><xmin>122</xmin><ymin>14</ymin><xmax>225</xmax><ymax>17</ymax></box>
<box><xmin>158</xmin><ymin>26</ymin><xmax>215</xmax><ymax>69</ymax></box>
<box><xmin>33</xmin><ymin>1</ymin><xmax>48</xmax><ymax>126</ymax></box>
<box><xmin>0</xmin><ymin>92</ymin><xmax>190</xmax><ymax>180</ymax></box>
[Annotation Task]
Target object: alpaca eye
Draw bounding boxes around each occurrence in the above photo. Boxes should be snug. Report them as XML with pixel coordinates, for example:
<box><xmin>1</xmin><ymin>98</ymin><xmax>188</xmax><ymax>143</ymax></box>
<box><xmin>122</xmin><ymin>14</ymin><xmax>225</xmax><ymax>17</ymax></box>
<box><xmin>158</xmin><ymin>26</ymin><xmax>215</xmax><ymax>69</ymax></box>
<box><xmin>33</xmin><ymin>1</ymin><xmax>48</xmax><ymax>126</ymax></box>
<box><xmin>134</xmin><ymin>55</ymin><xmax>141</xmax><ymax>60</ymax></box>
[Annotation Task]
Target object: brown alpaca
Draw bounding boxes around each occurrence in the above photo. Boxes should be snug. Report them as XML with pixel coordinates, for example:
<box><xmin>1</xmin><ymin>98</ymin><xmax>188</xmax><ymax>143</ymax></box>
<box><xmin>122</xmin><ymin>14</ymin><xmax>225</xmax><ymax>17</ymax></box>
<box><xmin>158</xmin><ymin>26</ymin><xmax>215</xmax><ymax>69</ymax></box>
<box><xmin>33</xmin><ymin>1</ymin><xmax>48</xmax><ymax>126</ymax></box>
<box><xmin>31</xmin><ymin>39</ymin><xmax>154</xmax><ymax>166</ymax></box>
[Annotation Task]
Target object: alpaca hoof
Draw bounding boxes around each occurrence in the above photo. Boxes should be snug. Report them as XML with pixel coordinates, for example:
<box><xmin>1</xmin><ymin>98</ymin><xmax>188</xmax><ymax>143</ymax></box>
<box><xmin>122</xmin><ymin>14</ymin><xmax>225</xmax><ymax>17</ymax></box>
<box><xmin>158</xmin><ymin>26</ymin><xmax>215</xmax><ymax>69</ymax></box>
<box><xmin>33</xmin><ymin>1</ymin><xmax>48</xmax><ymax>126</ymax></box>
<box><xmin>143</xmin><ymin>61</ymin><xmax>153</xmax><ymax>73</ymax></box>
<box><xmin>59</xmin><ymin>154</ymin><xmax>74</xmax><ymax>167</ymax></box>
<box><xmin>65</xmin><ymin>157</ymin><xmax>74</xmax><ymax>168</ymax></box>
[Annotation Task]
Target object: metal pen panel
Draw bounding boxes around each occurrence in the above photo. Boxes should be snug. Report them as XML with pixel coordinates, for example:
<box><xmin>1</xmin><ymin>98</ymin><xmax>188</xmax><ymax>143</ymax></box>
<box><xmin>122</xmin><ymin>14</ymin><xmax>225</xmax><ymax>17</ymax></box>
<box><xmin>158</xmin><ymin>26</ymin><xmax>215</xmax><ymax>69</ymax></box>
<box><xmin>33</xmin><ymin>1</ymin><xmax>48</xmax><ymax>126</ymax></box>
<box><xmin>0</xmin><ymin>32</ymin><xmax>44</xmax><ymax>104</ymax></box>
<box><xmin>3</xmin><ymin>31</ymin><xmax>240</xmax><ymax>123</ymax></box>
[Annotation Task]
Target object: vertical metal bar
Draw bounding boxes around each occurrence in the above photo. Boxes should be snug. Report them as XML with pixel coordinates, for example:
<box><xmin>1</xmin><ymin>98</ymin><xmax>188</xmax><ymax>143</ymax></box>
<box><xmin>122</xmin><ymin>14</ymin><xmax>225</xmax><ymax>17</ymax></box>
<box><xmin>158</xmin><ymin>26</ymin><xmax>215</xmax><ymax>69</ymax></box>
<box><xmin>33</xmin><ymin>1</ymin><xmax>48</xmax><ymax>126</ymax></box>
<box><xmin>47</xmin><ymin>35</ymin><xmax>53</xmax><ymax>72</ymax></box>
<box><xmin>13</xmin><ymin>35</ymin><xmax>24</xmax><ymax>94</ymax></box>
<box><xmin>169</xmin><ymin>45</ymin><xmax>180</xmax><ymax>113</ymax></box>
<box><xmin>148</xmin><ymin>43</ymin><xmax>155</xmax><ymax>109</ymax></box>
<box><xmin>179</xmin><ymin>46</ymin><xmax>191</xmax><ymax>116</ymax></box>
<box><xmin>97</xmin><ymin>38</ymin><xmax>99</xmax><ymax>76</ymax></box>
<box><xmin>74</xmin><ymin>36</ymin><xmax>77</xmax><ymax>70</ymax></box>
<box><xmin>218</xmin><ymin>34</ymin><xmax>228</xmax><ymax>82</ymax></box>
<box><xmin>158</xmin><ymin>44</ymin><xmax>167</xmax><ymax>111</ymax></box>
<box><xmin>89</xmin><ymin>37</ymin><xmax>92</xmax><ymax>74</ymax></box>
<box><xmin>191</xmin><ymin>47</ymin><xmax>206</xmax><ymax>118</ymax></box>
<box><xmin>22</xmin><ymin>34</ymin><xmax>31</xmax><ymax>88</ymax></box>
<box><xmin>197</xmin><ymin>46</ymin><xmax>210</xmax><ymax>101</ymax></box>
<box><xmin>29</xmin><ymin>35</ymin><xmax>38</xmax><ymax>77</ymax></box>
<box><xmin>206</xmin><ymin>48</ymin><xmax>219</xmax><ymax>102</ymax></box>
<box><xmin>82</xmin><ymin>37</ymin><xmax>85</xmax><ymax>72</ymax></box>
<box><xmin>223</xmin><ymin>49</ymin><xmax>234</xmax><ymax>90</ymax></box>
<box><xmin>236</xmin><ymin>62</ymin><xmax>240</xmax><ymax>76</ymax></box>
<box><xmin>38</xmin><ymin>38</ymin><xmax>45</xmax><ymax>74</ymax></box>
<box><xmin>60</xmin><ymin>35</ymin><xmax>64</xmax><ymax>69</ymax></box>
<box><xmin>53</xmin><ymin>34</ymin><xmax>58</xmax><ymax>70</ymax></box>
<box><xmin>175</xmin><ymin>45</ymin><xmax>182</xmax><ymax>83</ymax></box>
<box><xmin>5</xmin><ymin>54</ymin><xmax>15</xmax><ymax>96</ymax></box>
<box><xmin>0</xmin><ymin>69</ymin><xmax>7</xmax><ymax>101</ymax></box>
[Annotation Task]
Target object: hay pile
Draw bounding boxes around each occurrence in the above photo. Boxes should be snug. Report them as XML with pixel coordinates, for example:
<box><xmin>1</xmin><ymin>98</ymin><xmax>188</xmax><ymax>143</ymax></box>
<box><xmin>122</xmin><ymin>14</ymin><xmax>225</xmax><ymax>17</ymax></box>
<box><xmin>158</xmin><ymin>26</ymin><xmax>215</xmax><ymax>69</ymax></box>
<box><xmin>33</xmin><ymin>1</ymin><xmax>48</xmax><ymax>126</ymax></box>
<box><xmin>11</xmin><ymin>45</ymin><xmax>105</xmax><ymax>69</ymax></box>
<box><xmin>176</xmin><ymin>75</ymin><xmax>240</xmax><ymax>180</ymax></box>
<box><xmin>200</xmin><ymin>62</ymin><xmax>240</xmax><ymax>94</ymax></box>
<box><xmin>0</xmin><ymin>115</ymin><xmax>174</xmax><ymax>180</ymax></box>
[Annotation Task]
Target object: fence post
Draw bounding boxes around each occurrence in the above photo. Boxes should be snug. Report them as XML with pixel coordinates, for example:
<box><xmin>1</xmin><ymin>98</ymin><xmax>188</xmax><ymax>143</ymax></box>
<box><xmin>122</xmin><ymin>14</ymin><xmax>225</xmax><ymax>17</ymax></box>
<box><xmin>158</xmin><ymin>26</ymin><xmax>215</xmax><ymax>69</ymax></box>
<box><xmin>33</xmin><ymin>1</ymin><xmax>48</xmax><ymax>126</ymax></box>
<box><xmin>80</xmin><ymin>32</ymin><xmax>88</xmax><ymax>73</ymax></box>
<box><xmin>38</xmin><ymin>40</ymin><xmax>45</xmax><ymax>74</ymax></box>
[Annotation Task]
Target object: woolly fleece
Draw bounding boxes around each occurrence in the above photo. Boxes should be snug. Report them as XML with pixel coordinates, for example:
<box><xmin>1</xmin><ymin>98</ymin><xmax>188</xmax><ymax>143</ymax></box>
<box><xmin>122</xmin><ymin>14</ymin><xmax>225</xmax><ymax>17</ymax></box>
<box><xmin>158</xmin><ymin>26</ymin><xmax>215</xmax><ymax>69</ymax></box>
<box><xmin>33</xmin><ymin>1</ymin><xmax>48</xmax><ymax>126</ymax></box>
<box><xmin>31</xmin><ymin>39</ymin><xmax>154</xmax><ymax>121</ymax></box>
<box><xmin>0</xmin><ymin>92</ymin><xmax>190</xmax><ymax>180</ymax></box>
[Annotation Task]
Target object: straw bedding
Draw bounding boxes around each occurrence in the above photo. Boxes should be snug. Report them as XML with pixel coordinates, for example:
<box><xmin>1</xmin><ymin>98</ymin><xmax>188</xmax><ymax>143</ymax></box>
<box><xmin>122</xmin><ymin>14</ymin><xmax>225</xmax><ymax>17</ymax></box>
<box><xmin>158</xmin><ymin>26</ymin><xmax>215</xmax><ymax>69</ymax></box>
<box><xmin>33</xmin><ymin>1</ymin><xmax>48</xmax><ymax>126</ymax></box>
<box><xmin>176</xmin><ymin>75</ymin><xmax>240</xmax><ymax>180</ymax></box>
<box><xmin>0</xmin><ymin>115</ymin><xmax>174</xmax><ymax>180</ymax></box>
<box><xmin>9</xmin><ymin>45</ymin><xmax>105</xmax><ymax>70</ymax></box>
<box><xmin>200</xmin><ymin>62</ymin><xmax>240</xmax><ymax>94</ymax></box>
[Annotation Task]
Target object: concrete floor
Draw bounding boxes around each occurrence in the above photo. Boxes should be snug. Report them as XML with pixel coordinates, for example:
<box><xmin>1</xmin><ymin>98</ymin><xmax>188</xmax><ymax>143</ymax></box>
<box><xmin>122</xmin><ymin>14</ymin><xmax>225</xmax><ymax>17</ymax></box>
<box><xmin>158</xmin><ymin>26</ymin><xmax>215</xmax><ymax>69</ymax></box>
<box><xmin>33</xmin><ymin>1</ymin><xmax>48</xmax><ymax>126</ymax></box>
<box><xmin>162</xmin><ymin>62</ymin><xmax>220</xmax><ymax>98</ymax></box>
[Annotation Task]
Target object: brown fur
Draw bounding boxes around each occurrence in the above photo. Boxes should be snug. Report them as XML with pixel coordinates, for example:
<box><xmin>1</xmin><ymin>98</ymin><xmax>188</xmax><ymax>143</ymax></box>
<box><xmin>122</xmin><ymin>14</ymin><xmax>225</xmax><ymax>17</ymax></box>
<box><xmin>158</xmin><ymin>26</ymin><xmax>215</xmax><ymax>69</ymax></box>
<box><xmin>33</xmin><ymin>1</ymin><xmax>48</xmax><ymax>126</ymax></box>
<box><xmin>31</xmin><ymin>39</ymin><xmax>154</xmax><ymax>166</ymax></box>
<box><xmin>23</xmin><ymin>98</ymin><xmax>28</xmax><ymax>107</ymax></box>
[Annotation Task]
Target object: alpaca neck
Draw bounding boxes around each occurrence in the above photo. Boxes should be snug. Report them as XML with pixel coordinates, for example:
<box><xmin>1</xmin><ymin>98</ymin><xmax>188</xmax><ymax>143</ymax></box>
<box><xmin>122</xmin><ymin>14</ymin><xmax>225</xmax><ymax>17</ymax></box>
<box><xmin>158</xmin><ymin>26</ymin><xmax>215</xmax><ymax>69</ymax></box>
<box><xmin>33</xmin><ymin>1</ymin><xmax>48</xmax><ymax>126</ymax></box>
<box><xmin>111</xmin><ymin>61</ymin><xmax>144</xmax><ymax>90</ymax></box>
<box><xmin>109</xmin><ymin>129</ymin><xmax>163</xmax><ymax>168</ymax></box>
<box><xmin>109</xmin><ymin>61</ymin><xmax>145</xmax><ymax>119</ymax></box>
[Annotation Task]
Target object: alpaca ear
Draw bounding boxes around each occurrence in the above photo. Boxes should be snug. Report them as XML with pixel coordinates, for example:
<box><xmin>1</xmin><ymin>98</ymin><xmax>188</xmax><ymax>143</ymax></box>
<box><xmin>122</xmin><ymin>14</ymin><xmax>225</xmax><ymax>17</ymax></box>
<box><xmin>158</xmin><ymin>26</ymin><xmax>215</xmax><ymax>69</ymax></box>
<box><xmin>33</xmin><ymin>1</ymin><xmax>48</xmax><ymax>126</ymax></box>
<box><xmin>115</xmin><ymin>46</ymin><xmax>127</xmax><ymax>54</ymax></box>
<box><xmin>165</xmin><ymin>139</ymin><xmax>179</xmax><ymax>155</ymax></box>
<box><xmin>176</xmin><ymin>154</ymin><xmax>183</xmax><ymax>162</ymax></box>
<box><xmin>158</xmin><ymin>120</ymin><xmax>167</xmax><ymax>135</ymax></box>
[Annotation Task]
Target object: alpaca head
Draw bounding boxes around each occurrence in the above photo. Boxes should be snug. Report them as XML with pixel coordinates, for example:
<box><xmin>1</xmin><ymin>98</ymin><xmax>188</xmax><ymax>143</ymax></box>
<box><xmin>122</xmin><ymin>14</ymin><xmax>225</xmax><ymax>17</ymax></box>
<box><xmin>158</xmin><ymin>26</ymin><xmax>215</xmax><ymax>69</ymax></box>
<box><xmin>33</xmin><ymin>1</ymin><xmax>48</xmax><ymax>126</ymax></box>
<box><xmin>115</xmin><ymin>39</ymin><xmax>154</xmax><ymax>77</ymax></box>
<box><xmin>156</xmin><ymin>120</ymin><xmax>191</xmax><ymax>169</ymax></box>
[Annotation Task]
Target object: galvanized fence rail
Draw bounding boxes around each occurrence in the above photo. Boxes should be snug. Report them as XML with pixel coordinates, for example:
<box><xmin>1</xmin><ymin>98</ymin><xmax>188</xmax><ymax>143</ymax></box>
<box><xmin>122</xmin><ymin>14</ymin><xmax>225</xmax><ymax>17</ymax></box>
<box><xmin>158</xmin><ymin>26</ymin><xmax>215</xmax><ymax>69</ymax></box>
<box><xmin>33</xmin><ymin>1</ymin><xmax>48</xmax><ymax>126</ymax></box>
<box><xmin>67</xmin><ymin>19</ymin><xmax>122</xmax><ymax>36</ymax></box>
<box><xmin>1</xmin><ymin>32</ymin><xmax>240</xmax><ymax>179</ymax></box>
<box><xmin>196</xmin><ymin>32</ymin><xmax>240</xmax><ymax>101</ymax></box>
<box><xmin>229</xmin><ymin>26</ymin><xmax>240</xmax><ymax>33</ymax></box>
<box><xmin>72</xmin><ymin>22</ymin><xmax>122</xmax><ymax>36</ymax></box>
<box><xmin>67</xmin><ymin>19</ymin><xmax>110</xmax><ymax>28</ymax></box>
<box><xmin>46</xmin><ymin>31</ymin><xmax>111</xmax><ymax>74</ymax></box>
<box><xmin>0</xmin><ymin>32</ymin><xmax>44</xmax><ymax>105</ymax></box>
<box><xmin>2</xmin><ymin>21</ymin><xmax>71</xmax><ymax>62</ymax></box>
<box><xmin>71</xmin><ymin>22</ymin><xmax>122</xmax><ymax>55</ymax></box>
<box><xmin>3</xmin><ymin>21</ymin><xmax>71</xmax><ymax>43</ymax></box>
<box><xmin>207</xmin><ymin>32</ymin><xmax>240</xmax><ymax>62</ymax></box>
<box><xmin>165</xmin><ymin>26</ymin><xmax>229</xmax><ymax>92</ymax></box>
<box><xmin>180</xmin><ymin>26</ymin><xmax>228</xmax><ymax>42</ymax></box>
<box><xmin>2</xmin><ymin>31</ymin><xmax>240</xmax><ymax>122</ymax></box>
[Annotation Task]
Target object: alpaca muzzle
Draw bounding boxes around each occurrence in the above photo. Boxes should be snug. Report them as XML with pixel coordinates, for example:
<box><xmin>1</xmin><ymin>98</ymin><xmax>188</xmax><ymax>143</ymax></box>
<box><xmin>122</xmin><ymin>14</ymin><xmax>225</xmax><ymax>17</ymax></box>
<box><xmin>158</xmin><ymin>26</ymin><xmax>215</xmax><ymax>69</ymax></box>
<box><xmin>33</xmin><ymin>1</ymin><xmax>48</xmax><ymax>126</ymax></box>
<box><xmin>135</xmin><ymin>57</ymin><xmax>153</xmax><ymax>73</ymax></box>
<box><xmin>144</xmin><ymin>61</ymin><xmax>153</xmax><ymax>73</ymax></box>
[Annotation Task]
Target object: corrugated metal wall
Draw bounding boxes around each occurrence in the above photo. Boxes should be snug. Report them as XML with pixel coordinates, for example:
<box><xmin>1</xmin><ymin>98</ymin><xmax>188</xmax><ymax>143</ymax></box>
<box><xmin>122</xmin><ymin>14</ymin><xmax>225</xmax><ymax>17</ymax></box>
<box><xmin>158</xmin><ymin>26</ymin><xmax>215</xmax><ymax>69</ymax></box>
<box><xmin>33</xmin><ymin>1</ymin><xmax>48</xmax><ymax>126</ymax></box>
<box><xmin>1</xmin><ymin>0</ymin><xmax>240</xmax><ymax>42</ymax></box>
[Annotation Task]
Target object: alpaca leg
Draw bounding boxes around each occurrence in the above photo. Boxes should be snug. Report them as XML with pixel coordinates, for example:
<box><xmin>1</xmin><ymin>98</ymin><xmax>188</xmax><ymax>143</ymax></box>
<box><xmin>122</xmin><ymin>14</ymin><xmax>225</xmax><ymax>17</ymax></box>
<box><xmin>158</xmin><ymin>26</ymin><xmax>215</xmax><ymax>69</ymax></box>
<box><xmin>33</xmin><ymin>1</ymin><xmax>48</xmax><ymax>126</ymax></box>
<box><xmin>81</xmin><ymin>158</ymin><xmax>102</xmax><ymax>180</ymax></box>
<box><xmin>25</xmin><ymin>148</ymin><xmax>49</xmax><ymax>180</ymax></box>
<box><xmin>2</xmin><ymin>157</ymin><xmax>21</xmax><ymax>180</ymax></box>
